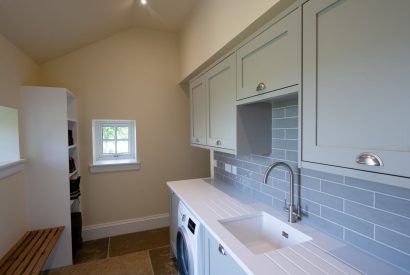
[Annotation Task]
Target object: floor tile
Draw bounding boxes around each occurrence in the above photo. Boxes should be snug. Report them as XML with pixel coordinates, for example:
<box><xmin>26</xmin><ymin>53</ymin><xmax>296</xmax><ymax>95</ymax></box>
<box><xmin>73</xmin><ymin>237</ymin><xmax>109</xmax><ymax>265</ymax></box>
<box><xmin>44</xmin><ymin>251</ymin><xmax>153</xmax><ymax>275</ymax></box>
<box><xmin>110</xmin><ymin>227</ymin><xmax>169</xmax><ymax>257</ymax></box>
<box><xmin>149</xmin><ymin>246</ymin><xmax>178</xmax><ymax>275</ymax></box>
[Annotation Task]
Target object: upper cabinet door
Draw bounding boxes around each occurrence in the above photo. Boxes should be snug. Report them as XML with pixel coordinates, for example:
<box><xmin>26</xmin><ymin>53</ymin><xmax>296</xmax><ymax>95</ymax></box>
<box><xmin>206</xmin><ymin>53</ymin><xmax>236</xmax><ymax>150</ymax></box>
<box><xmin>236</xmin><ymin>9</ymin><xmax>299</xmax><ymax>101</ymax></box>
<box><xmin>190</xmin><ymin>75</ymin><xmax>207</xmax><ymax>145</ymax></box>
<box><xmin>302</xmin><ymin>0</ymin><xmax>410</xmax><ymax>177</ymax></box>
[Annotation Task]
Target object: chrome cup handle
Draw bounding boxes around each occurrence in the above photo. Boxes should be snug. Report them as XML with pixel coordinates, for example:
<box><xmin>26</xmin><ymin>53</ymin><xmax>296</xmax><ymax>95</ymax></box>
<box><xmin>356</xmin><ymin>152</ymin><xmax>383</xmax><ymax>166</ymax></box>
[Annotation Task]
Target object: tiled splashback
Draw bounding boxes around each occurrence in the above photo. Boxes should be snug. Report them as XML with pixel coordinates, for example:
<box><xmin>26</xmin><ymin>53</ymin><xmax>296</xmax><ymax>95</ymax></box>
<box><xmin>214</xmin><ymin>99</ymin><xmax>410</xmax><ymax>272</ymax></box>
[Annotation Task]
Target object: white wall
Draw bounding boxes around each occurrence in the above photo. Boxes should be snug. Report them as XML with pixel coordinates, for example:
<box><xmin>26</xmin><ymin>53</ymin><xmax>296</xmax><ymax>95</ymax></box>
<box><xmin>179</xmin><ymin>0</ymin><xmax>295</xmax><ymax>81</ymax></box>
<box><xmin>40</xmin><ymin>28</ymin><xmax>210</xmax><ymax>228</ymax></box>
<box><xmin>0</xmin><ymin>33</ymin><xmax>38</xmax><ymax>257</ymax></box>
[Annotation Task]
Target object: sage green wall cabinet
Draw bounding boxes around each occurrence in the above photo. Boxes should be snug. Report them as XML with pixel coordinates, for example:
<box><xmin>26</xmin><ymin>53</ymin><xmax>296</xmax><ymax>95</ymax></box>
<box><xmin>302</xmin><ymin>0</ymin><xmax>410</xmax><ymax>180</ymax></box>
<box><xmin>203</xmin><ymin>228</ymin><xmax>247</xmax><ymax>275</ymax></box>
<box><xmin>190</xmin><ymin>75</ymin><xmax>207</xmax><ymax>146</ymax></box>
<box><xmin>205</xmin><ymin>53</ymin><xmax>236</xmax><ymax>151</ymax></box>
<box><xmin>190</xmin><ymin>53</ymin><xmax>238</xmax><ymax>153</ymax></box>
<box><xmin>189</xmin><ymin>52</ymin><xmax>273</xmax><ymax>155</ymax></box>
<box><xmin>236</xmin><ymin>8</ymin><xmax>299</xmax><ymax>101</ymax></box>
<box><xmin>169</xmin><ymin>189</ymin><xmax>180</xmax><ymax>257</ymax></box>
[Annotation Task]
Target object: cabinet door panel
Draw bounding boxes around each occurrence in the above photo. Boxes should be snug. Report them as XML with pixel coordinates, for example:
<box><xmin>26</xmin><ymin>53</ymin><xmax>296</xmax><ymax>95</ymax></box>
<box><xmin>204</xmin><ymin>229</ymin><xmax>246</xmax><ymax>275</ymax></box>
<box><xmin>169</xmin><ymin>191</ymin><xmax>180</xmax><ymax>257</ymax></box>
<box><xmin>302</xmin><ymin>0</ymin><xmax>410</xmax><ymax>177</ymax></box>
<box><xmin>237</xmin><ymin>9</ymin><xmax>299</xmax><ymax>100</ymax></box>
<box><xmin>190</xmin><ymin>76</ymin><xmax>207</xmax><ymax>145</ymax></box>
<box><xmin>206</xmin><ymin>54</ymin><xmax>236</xmax><ymax>150</ymax></box>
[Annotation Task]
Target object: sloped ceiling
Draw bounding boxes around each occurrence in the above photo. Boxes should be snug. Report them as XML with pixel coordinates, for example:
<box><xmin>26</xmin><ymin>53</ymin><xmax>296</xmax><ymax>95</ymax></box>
<box><xmin>0</xmin><ymin>0</ymin><xmax>198</xmax><ymax>63</ymax></box>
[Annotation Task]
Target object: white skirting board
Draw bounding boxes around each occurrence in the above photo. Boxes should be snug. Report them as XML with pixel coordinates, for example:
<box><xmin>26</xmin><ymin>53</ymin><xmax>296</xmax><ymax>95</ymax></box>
<box><xmin>82</xmin><ymin>213</ymin><xmax>169</xmax><ymax>241</ymax></box>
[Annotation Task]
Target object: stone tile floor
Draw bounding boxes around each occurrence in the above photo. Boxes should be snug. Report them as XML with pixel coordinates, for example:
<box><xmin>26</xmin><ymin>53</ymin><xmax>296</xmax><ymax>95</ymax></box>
<box><xmin>43</xmin><ymin>227</ymin><xmax>178</xmax><ymax>275</ymax></box>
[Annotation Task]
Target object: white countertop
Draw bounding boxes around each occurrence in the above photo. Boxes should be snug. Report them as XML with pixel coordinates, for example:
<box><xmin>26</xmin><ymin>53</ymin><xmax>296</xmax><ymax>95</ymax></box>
<box><xmin>167</xmin><ymin>178</ymin><xmax>405</xmax><ymax>275</ymax></box>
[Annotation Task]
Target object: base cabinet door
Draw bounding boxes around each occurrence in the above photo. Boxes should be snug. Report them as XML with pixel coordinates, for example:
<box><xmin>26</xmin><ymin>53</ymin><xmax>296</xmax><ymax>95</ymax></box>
<box><xmin>205</xmin><ymin>53</ymin><xmax>236</xmax><ymax>151</ymax></box>
<box><xmin>169</xmin><ymin>190</ymin><xmax>180</xmax><ymax>257</ymax></box>
<box><xmin>203</xmin><ymin>229</ymin><xmax>247</xmax><ymax>275</ymax></box>
<box><xmin>302</xmin><ymin>0</ymin><xmax>410</xmax><ymax>177</ymax></box>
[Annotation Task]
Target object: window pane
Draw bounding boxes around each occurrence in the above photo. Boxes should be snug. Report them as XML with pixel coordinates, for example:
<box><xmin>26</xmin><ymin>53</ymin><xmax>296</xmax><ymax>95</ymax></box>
<box><xmin>103</xmin><ymin>141</ymin><xmax>115</xmax><ymax>154</ymax></box>
<box><xmin>102</xmin><ymin>127</ymin><xmax>115</xmax><ymax>139</ymax></box>
<box><xmin>117</xmin><ymin>127</ymin><xmax>129</xmax><ymax>139</ymax></box>
<box><xmin>117</xmin><ymin>141</ymin><xmax>129</xmax><ymax>153</ymax></box>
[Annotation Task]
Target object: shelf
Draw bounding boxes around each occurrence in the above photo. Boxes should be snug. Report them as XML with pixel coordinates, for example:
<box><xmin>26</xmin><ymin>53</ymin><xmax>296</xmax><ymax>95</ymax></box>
<box><xmin>68</xmin><ymin>118</ymin><xmax>77</xmax><ymax>123</ymax></box>
<box><xmin>68</xmin><ymin>144</ymin><xmax>77</xmax><ymax>150</ymax></box>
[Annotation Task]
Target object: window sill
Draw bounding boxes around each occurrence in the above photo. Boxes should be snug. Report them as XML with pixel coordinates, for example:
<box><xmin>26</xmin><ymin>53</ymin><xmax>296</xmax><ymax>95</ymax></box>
<box><xmin>89</xmin><ymin>159</ymin><xmax>140</xmax><ymax>173</ymax></box>
<box><xmin>0</xmin><ymin>159</ymin><xmax>25</xmax><ymax>180</ymax></box>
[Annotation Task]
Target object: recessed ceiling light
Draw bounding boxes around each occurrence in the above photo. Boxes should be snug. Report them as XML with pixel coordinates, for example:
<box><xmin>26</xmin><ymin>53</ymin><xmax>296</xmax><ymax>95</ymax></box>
<box><xmin>140</xmin><ymin>0</ymin><xmax>147</xmax><ymax>5</ymax></box>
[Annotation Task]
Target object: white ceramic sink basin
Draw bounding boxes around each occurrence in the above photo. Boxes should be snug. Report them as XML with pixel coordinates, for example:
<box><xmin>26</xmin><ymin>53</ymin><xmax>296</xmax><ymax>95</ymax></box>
<box><xmin>219</xmin><ymin>212</ymin><xmax>312</xmax><ymax>254</ymax></box>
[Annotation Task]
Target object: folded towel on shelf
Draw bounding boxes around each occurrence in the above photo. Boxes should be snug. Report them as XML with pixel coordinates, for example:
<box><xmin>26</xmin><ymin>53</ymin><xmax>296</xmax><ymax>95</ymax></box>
<box><xmin>70</xmin><ymin>175</ymin><xmax>81</xmax><ymax>200</ymax></box>
<box><xmin>70</xmin><ymin>190</ymin><xmax>81</xmax><ymax>200</ymax></box>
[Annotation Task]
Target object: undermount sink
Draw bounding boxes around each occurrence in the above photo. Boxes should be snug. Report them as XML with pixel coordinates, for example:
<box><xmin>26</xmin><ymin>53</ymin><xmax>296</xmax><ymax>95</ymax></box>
<box><xmin>219</xmin><ymin>212</ymin><xmax>312</xmax><ymax>254</ymax></box>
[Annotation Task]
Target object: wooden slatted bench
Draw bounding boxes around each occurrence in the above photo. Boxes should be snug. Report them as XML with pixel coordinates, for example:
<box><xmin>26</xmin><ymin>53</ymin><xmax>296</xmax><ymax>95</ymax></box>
<box><xmin>0</xmin><ymin>226</ymin><xmax>64</xmax><ymax>275</ymax></box>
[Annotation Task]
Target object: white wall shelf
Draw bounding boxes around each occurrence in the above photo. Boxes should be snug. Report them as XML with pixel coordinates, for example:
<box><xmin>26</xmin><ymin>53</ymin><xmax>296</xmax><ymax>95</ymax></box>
<box><xmin>21</xmin><ymin>86</ymin><xmax>80</xmax><ymax>269</ymax></box>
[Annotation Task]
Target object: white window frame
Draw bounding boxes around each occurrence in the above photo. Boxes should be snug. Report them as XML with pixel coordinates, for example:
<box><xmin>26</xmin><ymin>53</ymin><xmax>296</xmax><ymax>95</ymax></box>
<box><xmin>90</xmin><ymin>119</ymin><xmax>139</xmax><ymax>173</ymax></box>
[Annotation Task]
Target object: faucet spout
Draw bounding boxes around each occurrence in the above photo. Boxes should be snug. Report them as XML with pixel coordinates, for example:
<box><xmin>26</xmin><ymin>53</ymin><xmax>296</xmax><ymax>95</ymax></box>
<box><xmin>262</xmin><ymin>162</ymin><xmax>300</xmax><ymax>223</ymax></box>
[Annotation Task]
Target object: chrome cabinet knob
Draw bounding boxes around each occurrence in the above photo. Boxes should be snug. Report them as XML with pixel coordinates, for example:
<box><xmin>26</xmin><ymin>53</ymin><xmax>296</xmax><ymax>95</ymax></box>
<box><xmin>356</xmin><ymin>152</ymin><xmax>383</xmax><ymax>166</ymax></box>
<box><xmin>216</xmin><ymin>140</ymin><xmax>222</xmax><ymax>146</ymax></box>
<box><xmin>256</xmin><ymin>82</ymin><xmax>266</xmax><ymax>91</ymax></box>
<box><xmin>218</xmin><ymin>244</ymin><xmax>226</xmax><ymax>255</ymax></box>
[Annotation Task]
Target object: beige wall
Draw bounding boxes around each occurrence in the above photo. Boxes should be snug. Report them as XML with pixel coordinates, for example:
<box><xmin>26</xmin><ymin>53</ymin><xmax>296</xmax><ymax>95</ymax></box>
<box><xmin>40</xmin><ymin>28</ymin><xmax>210</xmax><ymax>226</ymax></box>
<box><xmin>179</xmin><ymin>0</ymin><xmax>284</xmax><ymax>81</ymax></box>
<box><xmin>0</xmin><ymin>34</ymin><xmax>38</xmax><ymax>257</ymax></box>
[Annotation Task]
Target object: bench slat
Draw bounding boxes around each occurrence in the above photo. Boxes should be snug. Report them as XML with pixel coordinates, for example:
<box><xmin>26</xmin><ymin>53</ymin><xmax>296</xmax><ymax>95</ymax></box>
<box><xmin>7</xmin><ymin>230</ymin><xmax>43</xmax><ymax>274</ymax></box>
<box><xmin>32</xmin><ymin>227</ymin><xmax>64</xmax><ymax>274</ymax></box>
<box><xmin>0</xmin><ymin>232</ymin><xmax>29</xmax><ymax>268</ymax></box>
<box><xmin>0</xmin><ymin>231</ymin><xmax>37</xmax><ymax>274</ymax></box>
<box><xmin>16</xmin><ymin>229</ymin><xmax>51</xmax><ymax>274</ymax></box>
<box><xmin>0</xmin><ymin>227</ymin><xmax>64</xmax><ymax>275</ymax></box>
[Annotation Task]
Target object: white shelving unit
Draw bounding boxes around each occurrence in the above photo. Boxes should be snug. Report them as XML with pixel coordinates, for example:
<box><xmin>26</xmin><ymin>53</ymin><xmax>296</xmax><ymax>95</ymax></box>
<box><xmin>21</xmin><ymin>86</ymin><xmax>80</xmax><ymax>269</ymax></box>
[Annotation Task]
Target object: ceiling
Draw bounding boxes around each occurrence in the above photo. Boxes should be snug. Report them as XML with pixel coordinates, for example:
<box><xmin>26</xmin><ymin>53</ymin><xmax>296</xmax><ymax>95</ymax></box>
<box><xmin>0</xmin><ymin>0</ymin><xmax>198</xmax><ymax>63</ymax></box>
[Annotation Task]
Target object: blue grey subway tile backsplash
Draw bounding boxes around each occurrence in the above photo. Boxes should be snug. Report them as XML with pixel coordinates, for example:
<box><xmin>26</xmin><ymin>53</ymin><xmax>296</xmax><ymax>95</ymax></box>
<box><xmin>214</xmin><ymin>99</ymin><xmax>410</xmax><ymax>272</ymax></box>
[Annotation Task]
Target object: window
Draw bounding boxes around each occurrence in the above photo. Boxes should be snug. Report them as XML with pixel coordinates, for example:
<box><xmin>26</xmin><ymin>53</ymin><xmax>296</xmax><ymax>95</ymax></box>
<box><xmin>0</xmin><ymin>106</ymin><xmax>25</xmax><ymax>179</ymax></box>
<box><xmin>90</xmin><ymin>120</ymin><xmax>139</xmax><ymax>173</ymax></box>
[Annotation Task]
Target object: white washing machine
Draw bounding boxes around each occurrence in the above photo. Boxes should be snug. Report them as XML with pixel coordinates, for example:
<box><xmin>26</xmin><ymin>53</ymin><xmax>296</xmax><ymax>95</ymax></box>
<box><xmin>176</xmin><ymin>201</ymin><xmax>202</xmax><ymax>275</ymax></box>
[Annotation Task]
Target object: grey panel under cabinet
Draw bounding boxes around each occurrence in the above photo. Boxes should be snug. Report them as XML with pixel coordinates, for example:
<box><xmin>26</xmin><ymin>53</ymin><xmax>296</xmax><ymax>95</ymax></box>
<box><xmin>302</xmin><ymin>0</ymin><xmax>410</xmax><ymax>178</ymax></box>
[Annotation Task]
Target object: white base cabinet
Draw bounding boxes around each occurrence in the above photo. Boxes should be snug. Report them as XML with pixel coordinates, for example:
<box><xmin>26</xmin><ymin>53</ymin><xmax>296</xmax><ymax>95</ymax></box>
<box><xmin>203</xmin><ymin>228</ymin><xmax>247</xmax><ymax>275</ymax></box>
<box><xmin>21</xmin><ymin>86</ymin><xmax>79</xmax><ymax>269</ymax></box>
<box><xmin>302</xmin><ymin>0</ymin><xmax>410</xmax><ymax>179</ymax></box>
<box><xmin>169</xmin><ymin>189</ymin><xmax>180</xmax><ymax>258</ymax></box>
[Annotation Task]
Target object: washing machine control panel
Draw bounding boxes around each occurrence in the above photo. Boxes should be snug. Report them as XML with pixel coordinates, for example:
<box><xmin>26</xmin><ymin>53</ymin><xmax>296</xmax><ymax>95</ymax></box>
<box><xmin>188</xmin><ymin>218</ymin><xmax>196</xmax><ymax>234</ymax></box>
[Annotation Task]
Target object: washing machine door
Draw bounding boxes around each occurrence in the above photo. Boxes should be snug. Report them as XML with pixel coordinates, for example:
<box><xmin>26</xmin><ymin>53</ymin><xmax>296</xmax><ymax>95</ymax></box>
<box><xmin>177</xmin><ymin>226</ymin><xmax>194</xmax><ymax>275</ymax></box>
